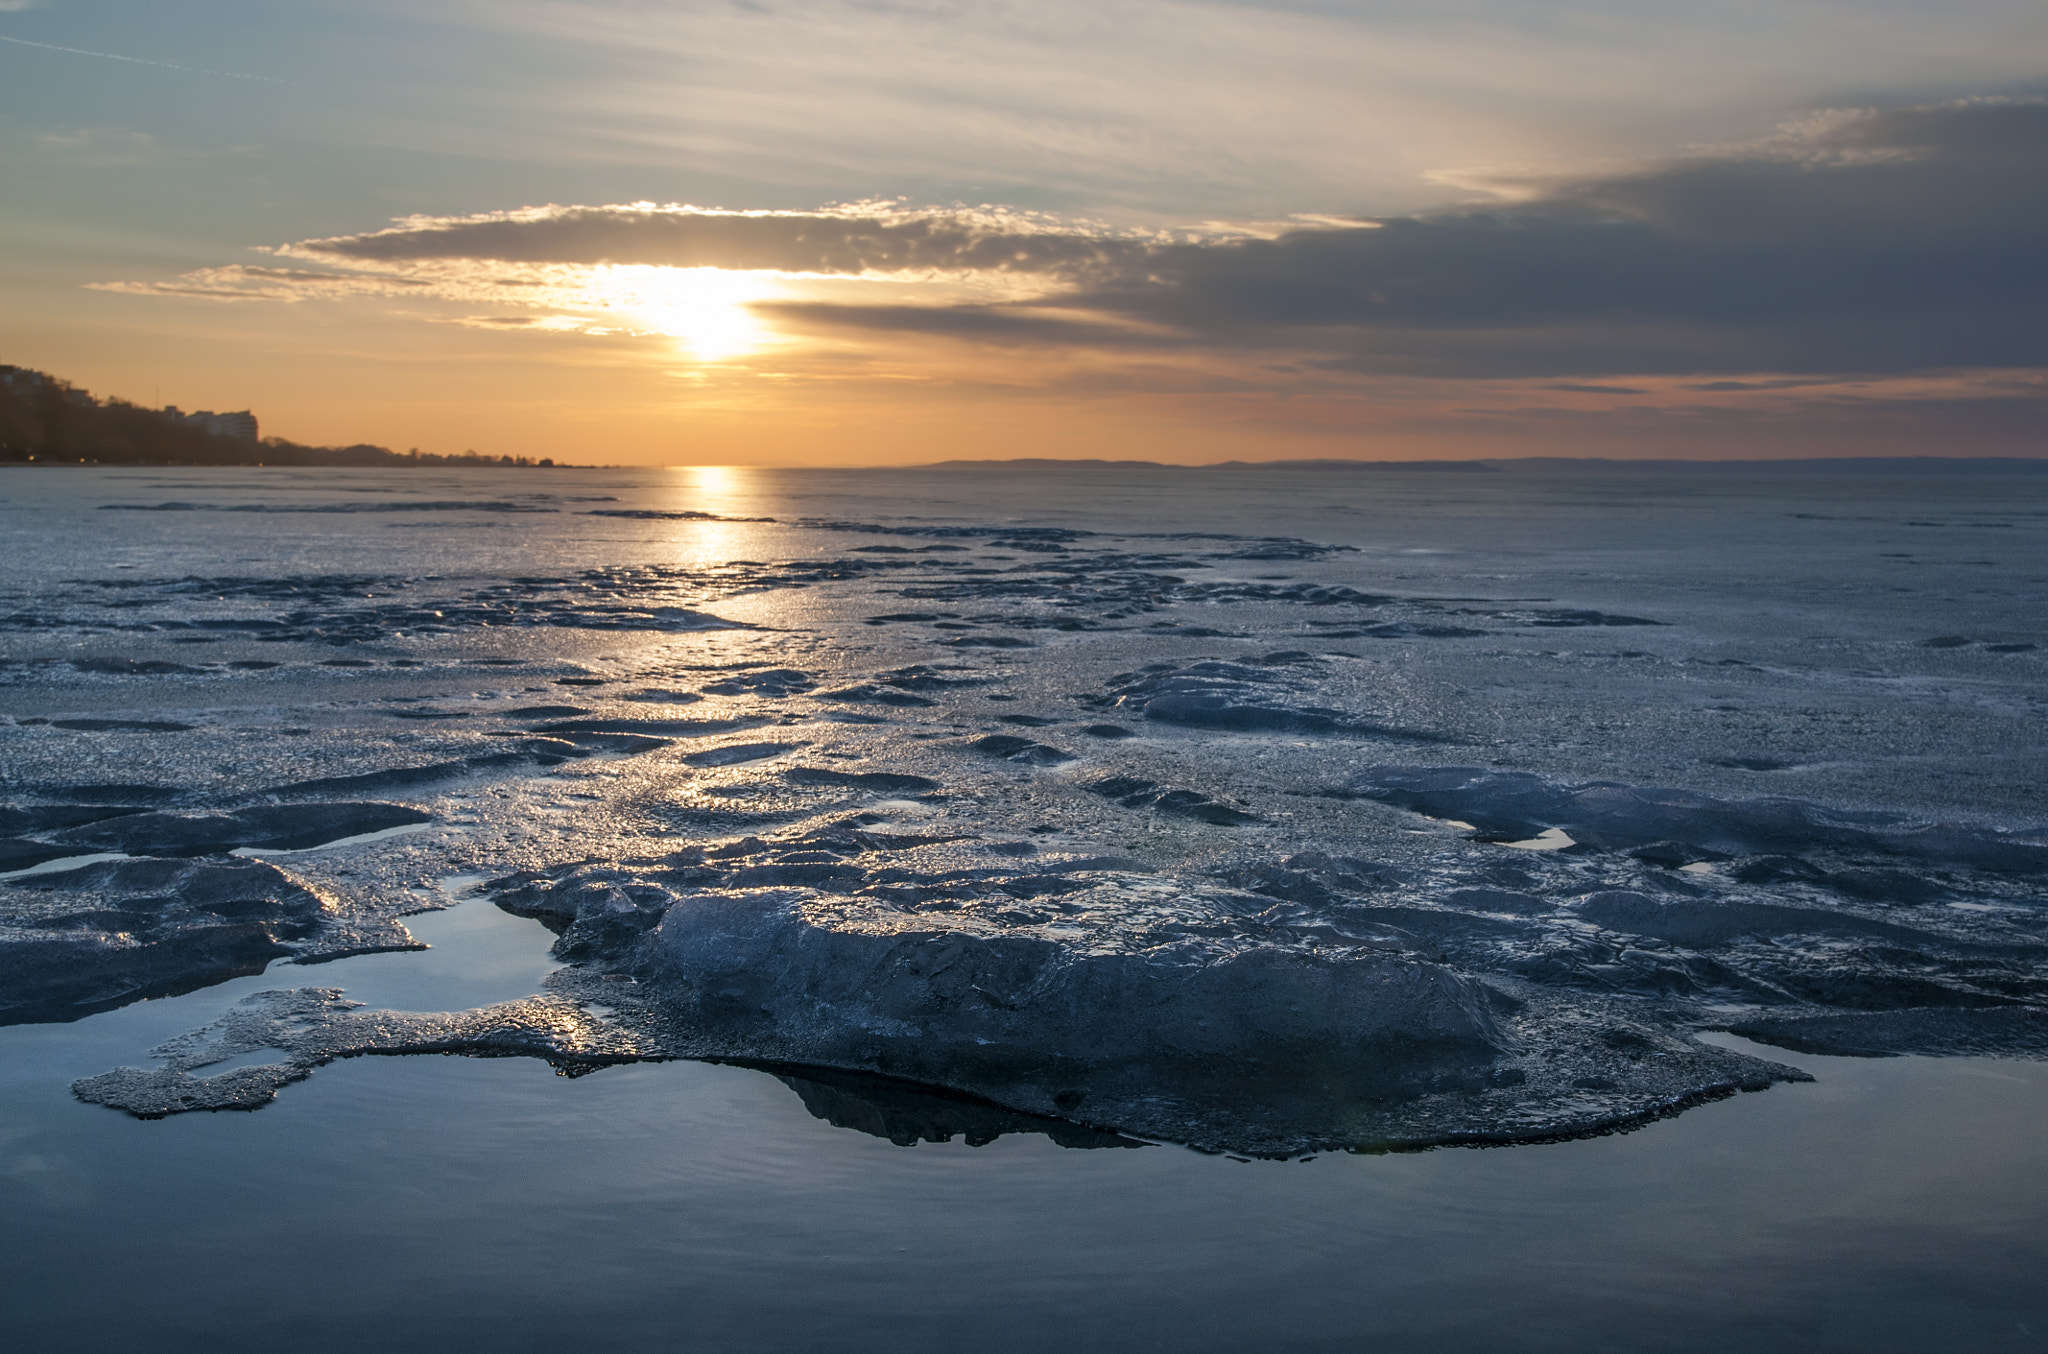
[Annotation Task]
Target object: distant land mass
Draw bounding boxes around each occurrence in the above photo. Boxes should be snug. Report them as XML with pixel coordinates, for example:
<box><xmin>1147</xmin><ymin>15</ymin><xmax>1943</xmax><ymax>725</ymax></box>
<box><xmin>0</xmin><ymin>365</ymin><xmax>568</xmax><ymax>468</ymax></box>
<box><xmin>917</xmin><ymin>458</ymin><xmax>1499</xmax><ymax>472</ymax></box>
<box><xmin>916</xmin><ymin>456</ymin><xmax>2048</xmax><ymax>474</ymax></box>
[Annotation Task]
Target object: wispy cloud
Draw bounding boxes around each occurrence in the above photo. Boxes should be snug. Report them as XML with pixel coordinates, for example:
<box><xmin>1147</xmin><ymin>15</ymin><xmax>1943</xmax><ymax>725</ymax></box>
<box><xmin>0</xmin><ymin>32</ymin><xmax>291</xmax><ymax>84</ymax></box>
<box><xmin>411</xmin><ymin>0</ymin><xmax>2048</xmax><ymax>218</ymax></box>
<box><xmin>92</xmin><ymin>265</ymin><xmax>432</xmax><ymax>302</ymax></box>
<box><xmin>33</xmin><ymin>125</ymin><xmax>157</xmax><ymax>166</ymax></box>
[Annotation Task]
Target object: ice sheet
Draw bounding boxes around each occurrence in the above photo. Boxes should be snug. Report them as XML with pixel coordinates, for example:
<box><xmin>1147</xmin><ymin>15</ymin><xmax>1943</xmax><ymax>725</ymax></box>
<box><xmin>5</xmin><ymin>463</ymin><xmax>2043</xmax><ymax>1153</ymax></box>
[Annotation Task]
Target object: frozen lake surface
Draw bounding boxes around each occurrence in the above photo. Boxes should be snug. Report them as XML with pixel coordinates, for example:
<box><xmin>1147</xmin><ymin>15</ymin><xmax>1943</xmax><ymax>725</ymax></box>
<box><xmin>2</xmin><ymin>462</ymin><xmax>2045</xmax><ymax>1349</ymax></box>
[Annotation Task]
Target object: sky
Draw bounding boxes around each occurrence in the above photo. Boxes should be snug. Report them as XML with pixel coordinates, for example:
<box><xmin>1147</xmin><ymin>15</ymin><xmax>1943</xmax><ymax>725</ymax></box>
<box><xmin>2</xmin><ymin>0</ymin><xmax>2045</xmax><ymax>465</ymax></box>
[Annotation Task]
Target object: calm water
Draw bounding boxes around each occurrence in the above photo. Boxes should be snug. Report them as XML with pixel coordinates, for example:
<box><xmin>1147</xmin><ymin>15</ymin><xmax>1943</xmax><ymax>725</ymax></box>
<box><xmin>4</xmin><ymin>897</ymin><xmax>2046</xmax><ymax>1353</ymax></box>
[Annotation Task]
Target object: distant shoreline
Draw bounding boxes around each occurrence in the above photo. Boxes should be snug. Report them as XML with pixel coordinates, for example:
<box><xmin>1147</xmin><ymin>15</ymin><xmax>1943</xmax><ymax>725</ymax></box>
<box><xmin>0</xmin><ymin>457</ymin><xmax>596</xmax><ymax>469</ymax></box>
<box><xmin>6</xmin><ymin>359</ymin><xmax>2040</xmax><ymax>474</ymax></box>
<box><xmin>8</xmin><ymin>455</ymin><xmax>2043</xmax><ymax>475</ymax></box>
<box><xmin>1</xmin><ymin>363</ymin><xmax>592</xmax><ymax>470</ymax></box>
<box><xmin>901</xmin><ymin>455</ymin><xmax>2048</xmax><ymax>474</ymax></box>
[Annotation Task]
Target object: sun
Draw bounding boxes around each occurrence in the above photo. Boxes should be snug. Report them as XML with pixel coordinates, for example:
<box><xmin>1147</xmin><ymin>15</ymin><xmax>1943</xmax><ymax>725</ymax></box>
<box><xmin>584</xmin><ymin>265</ymin><xmax>771</xmax><ymax>361</ymax></box>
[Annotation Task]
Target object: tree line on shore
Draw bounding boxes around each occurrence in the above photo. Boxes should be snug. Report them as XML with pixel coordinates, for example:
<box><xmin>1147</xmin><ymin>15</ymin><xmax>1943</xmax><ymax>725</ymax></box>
<box><xmin>0</xmin><ymin>366</ymin><xmax>559</xmax><ymax>467</ymax></box>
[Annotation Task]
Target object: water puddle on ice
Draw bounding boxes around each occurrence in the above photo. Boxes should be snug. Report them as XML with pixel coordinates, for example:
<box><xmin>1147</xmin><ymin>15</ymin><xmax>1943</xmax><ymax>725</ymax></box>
<box><xmin>316</xmin><ymin>890</ymin><xmax>563</xmax><ymax>1014</ymax></box>
<box><xmin>0</xmin><ymin>852</ymin><xmax>133</xmax><ymax>880</ymax></box>
<box><xmin>229</xmin><ymin>821</ymin><xmax>433</xmax><ymax>857</ymax></box>
<box><xmin>1498</xmin><ymin>827</ymin><xmax>1577</xmax><ymax>851</ymax></box>
<box><xmin>0</xmin><ymin>894</ymin><xmax>561</xmax><ymax>1091</ymax></box>
<box><xmin>0</xmin><ymin>824</ymin><xmax>433</xmax><ymax>880</ymax></box>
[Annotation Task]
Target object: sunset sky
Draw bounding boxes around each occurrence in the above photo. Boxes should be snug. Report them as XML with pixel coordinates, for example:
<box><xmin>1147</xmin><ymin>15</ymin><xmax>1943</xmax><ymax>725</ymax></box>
<box><xmin>3</xmin><ymin>1</ymin><xmax>2045</xmax><ymax>465</ymax></box>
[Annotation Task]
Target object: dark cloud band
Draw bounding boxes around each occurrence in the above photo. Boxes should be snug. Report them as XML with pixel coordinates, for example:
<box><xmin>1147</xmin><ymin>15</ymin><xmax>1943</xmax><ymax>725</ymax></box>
<box><xmin>208</xmin><ymin>97</ymin><xmax>2048</xmax><ymax>382</ymax></box>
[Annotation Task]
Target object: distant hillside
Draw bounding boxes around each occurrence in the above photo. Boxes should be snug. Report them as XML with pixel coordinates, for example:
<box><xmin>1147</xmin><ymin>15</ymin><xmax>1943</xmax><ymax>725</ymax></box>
<box><xmin>0</xmin><ymin>366</ymin><xmax>560</xmax><ymax>468</ymax></box>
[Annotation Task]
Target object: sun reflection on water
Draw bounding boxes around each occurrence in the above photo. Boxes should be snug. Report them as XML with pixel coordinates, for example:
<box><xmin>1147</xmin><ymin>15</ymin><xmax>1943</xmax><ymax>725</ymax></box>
<box><xmin>682</xmin><ymin>465</ymin><xmax>740</xmax><ymax>499</ymax></box>
<box><xmin>667</xmin><ymin>519</ymin><xmax>754</xmax><ymax>570</ymax></box>
<box><xmin>659</xmin><ymin>466</ymin><xmax>766</xmax><ymax>569</ymax></box>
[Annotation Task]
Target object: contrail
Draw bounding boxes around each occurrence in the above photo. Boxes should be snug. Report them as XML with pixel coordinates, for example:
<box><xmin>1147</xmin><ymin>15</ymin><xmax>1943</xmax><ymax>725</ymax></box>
<box><xmin>0</xmin><ymin>32</ymin><xmax>292</xmax><ymax>84</ymax></box>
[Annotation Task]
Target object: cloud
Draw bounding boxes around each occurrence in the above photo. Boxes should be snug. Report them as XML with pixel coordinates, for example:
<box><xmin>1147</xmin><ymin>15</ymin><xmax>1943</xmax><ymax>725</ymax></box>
<box><xmin>34</xmin><ymin>125</ymin><xmax>157</xmax><ymax>166</ymax></box>
<box><xmin>0</xmin><ymin>33</ymin><xmax>291</xmax><ymax>83</ymax></box>
<box><xmin>286</xmin><ymin>202</ymin><xmax>1166</xmax><ymax>284</ymax></box>
<box><xmin>1685</xmin><ymin>378</ymin><xmax>1840</xmax><ymax>391</ymax></box>
<box><xmin>91</xmin><ymin>265</ymin><xmax>431</xmax><ymax>302</ymax></box>
<box><xmin>95</xmin><ymin>98</ymin><xmax>2048</xmax><ymax>399</ymax></box>
<box><xmin>785</xmin><ymin>99</ymin><xmax>2048</xmax><ymax>379</ymax></box>
<box><xmin>433</xmin><ymin>0</ymin><xmax>2048</xmax><ymax>218</ymax></box>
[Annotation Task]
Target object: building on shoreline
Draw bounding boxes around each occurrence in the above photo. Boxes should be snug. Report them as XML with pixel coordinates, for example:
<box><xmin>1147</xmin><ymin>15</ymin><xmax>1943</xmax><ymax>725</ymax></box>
<box><xmin>162</xmin><ymin>406</ymin><xmax>259</xmax><ymax>440</ymax></box>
